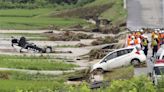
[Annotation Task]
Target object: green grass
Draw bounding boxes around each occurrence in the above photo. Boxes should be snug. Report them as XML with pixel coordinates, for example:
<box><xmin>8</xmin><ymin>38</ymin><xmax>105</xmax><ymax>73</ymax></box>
<box><xmin>104</xmin><ymin>66</ymin><xmax>134</xmax><ymax>81</ymax></box>
<box><xmin>0</xmin><ymin>0</ymin><xmax>127</xmax><ymax>30</ymax></box>
<box><xmin>0</xmin><ymin>8</ymin><xmax>53</xmax><ymax>17</ymax></box>
<box><xmin>0</xmin><ymin>16</ymin><xmax>86</xmax><ymax>30</ymax></box>
<box><xmin>0</xmin><ymin>80</ymin><xmax>66</xmax><ymax>92</ymax></box>
<box><xmin>100</xmin><ymin>0</ymin><xmax>127</xmax><ymax>24</ymax></box>
<box><xmin>0</xmin><ymin>8</ymin><xmax>87</xmax><ymax>30</ymax></box>
<box><xmin>0</xmin><ymin>55</ymin><xmax>76</xmax><ymax>70</ymax></box>
<box><xmin>0</xmin><ymin>70</ymin><xmax>79</xmax><ymax>92</ymax></box>
<box><xmin>85</xmin><ymin>0</ymin><xmax>126</xmax><ymax>24</ymax></box>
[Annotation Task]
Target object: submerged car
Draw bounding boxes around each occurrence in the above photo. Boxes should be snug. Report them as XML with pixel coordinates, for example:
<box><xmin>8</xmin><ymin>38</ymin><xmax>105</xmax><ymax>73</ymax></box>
<box><xmin>91</xmin><ymin>47</ymin><xmax>146</xmax><ymax>72</ymax></box>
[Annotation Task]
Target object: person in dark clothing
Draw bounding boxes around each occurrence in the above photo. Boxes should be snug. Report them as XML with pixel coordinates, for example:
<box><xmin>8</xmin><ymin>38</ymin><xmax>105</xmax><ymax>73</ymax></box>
<box><xmin>142</xmin><ymin>37</ymin><xmax>149</xmax><ymax>56</ymax></box>
<box><xmin>151</xmin><ymin>38</ymin><xmax>159</xmax><ymax>57</ymax></box>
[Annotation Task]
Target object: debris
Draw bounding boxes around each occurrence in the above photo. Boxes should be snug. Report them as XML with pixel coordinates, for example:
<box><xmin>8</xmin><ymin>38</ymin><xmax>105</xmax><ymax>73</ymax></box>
<box><xmin>49</xmin><ymin>31</ymin><xmax>93</xmax><ymax>41</ymax></box>
<box><xmin>89</xmin><ymin>49</ymin><xmax>105</xmax><ymax>59</ymax></box>
<box><xmin>91</xmin><ymin>36</ymin><xmax>118</xmax><ymax>46</ymax></box>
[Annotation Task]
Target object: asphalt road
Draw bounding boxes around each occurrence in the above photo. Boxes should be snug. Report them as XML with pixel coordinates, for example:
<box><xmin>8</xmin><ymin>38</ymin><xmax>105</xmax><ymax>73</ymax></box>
<box><xmin>127</xmin><ymin>0</ymin><xmax>164</xmax><ymax>30</ymax></box>
<box><xmin>134</xmin><ymin>33</ymin><xmax>154</xmax><ymax>76</ymax></box>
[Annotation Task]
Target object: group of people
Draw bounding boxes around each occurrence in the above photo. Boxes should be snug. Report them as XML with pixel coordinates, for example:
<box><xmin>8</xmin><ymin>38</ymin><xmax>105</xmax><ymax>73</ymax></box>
<box><xmin>127</xmin><ymin>30</ymin><xmax>164</xmax><ymax>57</ymax></box>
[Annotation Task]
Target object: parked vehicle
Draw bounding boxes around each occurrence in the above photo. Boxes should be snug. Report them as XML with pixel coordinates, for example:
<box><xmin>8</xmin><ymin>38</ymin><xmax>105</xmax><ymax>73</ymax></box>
<box><xmin>151</xmin><ymin>61</ymin><xmax>164</xmax><ymax>85</ymax></box>
<box><xmin>149</xmin><ymin>50</ymin><xmax>164</xmax><ymax>86</ymax></box>
<box><xmin>155</xmin><ymin>45</ymin><xmax>164</xmax><ymax>60</ymax></box>
<box><xmin>91</xmin><ymin>47</ymin><xmax>146</xmax><ymax>72</ymax></box>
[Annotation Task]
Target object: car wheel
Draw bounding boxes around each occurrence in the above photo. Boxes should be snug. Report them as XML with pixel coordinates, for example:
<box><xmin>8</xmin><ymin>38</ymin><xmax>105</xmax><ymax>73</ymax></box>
<box><xmin>95</xmin><ymin>68</ymin><xmax>104</xmax><ymax>74</ymax></box>
<box><xmin>46</xmin><ymin>47</ymin><xmax>52</xmax><ymax>53</ymax></box>
<box><xmin>131</xmin><ymin>59</ymin><xmax>140</xmax><ymax>66</ymax></box>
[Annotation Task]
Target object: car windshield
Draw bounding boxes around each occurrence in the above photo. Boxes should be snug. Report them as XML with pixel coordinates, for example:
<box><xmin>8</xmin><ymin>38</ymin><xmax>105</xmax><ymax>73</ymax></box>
<box><xmin>154</xmin><ymin>67</ymin><xmax>164</xmax><ymax>75</ymax></box>
<box><xmin>161</xmin><ymin>45</ymin><xmax>164</xmax><ymax>49</ymax></box>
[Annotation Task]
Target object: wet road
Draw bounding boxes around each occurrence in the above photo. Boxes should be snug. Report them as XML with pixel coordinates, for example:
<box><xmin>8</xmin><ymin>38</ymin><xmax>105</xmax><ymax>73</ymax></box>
<box><xmin>127</xmin><ymin>0</ymin><xmax>164</xmax><ymax>30</ymax></box>
<box><xmin>134</xmin><ymin>33</ymin><xmax>154</xmax><ymax>76</ymax></box>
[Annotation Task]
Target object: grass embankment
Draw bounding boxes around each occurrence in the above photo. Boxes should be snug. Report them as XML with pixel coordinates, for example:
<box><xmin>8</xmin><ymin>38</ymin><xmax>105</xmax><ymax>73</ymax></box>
<box><xmin>0</xmin><ymin>8</ymin><xmax>87</xmax><ymax>30</ymax></box>
<box><xmin>54</xmin><ymin>0</ymin><xmax>126</xmax><ymax>25</ymax></box>
<box><xmin>104</xmin><ymin>66</ymin><xmax>134</xmax><ymax>81</ymax></box>
<box><xmin>0</xmin><ymin>0</ymin><xmax>126</xmax><ymax>30</ymax></box>
<box><xmin>0</xmin><ymin>71</ymin><xmax>68</xmax><ymax>92</ymax></box>
<box><xmin>0</xmin><ymin>55</ymin><xmax>76</xmax><ymax>70</ymax></box>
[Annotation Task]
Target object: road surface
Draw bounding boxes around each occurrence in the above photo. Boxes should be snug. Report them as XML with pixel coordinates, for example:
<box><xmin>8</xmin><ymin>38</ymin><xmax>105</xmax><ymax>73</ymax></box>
<box><xmin>127</xmin><ymin>0</ymin><xmax>164</xmax><ymax>30</ymax></box>
<box><xmin>134</xmin><ymin>33</ymin><xmax>154</xmax><ymax>76</ymax></box>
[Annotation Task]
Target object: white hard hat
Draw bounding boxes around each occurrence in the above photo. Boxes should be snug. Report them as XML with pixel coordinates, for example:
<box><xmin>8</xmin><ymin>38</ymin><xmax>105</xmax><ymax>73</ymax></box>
<box><xmin>131</xmin><ymin>36</ymin><xmax>135</xmax><ymax>39</ymax></box>
<box><xmin>140</xmin><ymin>29</ymin><xmax>144</xmax><ymax>32</ymax></box>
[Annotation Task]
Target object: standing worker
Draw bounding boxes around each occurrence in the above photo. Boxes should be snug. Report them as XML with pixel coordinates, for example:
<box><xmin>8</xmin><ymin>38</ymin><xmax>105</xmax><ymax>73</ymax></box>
<box><xmin>142</xmin><ymin>36</ymin><xmax>149</xmax><ymax>57</ymax></box>
<box><xmin>134</xmin><ymin>36</ymin><xmax>141</xmax><ymax>49</ymax></box>
<box><xmin>151</xmin><ymin>36</ymin><xmax>159</xmax><ymax>57</ymax></box>
<box><xmin>127</xmin><ymin>35</ymin><xmax>132</xmax><ymax>46</ymax></box>
<box><xmin>130</xmin><ymin>36</ymin><xmax>135</xmax><ymax>46</ymax></box>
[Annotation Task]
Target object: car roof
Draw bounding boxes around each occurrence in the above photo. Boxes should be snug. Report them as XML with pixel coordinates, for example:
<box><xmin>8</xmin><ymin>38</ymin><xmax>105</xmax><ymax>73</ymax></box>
<box><xmin>114</xmin><ymin>46</ymin><xmax>135</xmax><ymax>52</ymax></box>
<box><xmin>154</xmin><ymin>64</ymin><xmax>164</xmax><ymax>67</ymax></box>
<box><xmin>156</xmin><ymin>48</ymin><xmax>164</xmax><ymax>56</ymax></box>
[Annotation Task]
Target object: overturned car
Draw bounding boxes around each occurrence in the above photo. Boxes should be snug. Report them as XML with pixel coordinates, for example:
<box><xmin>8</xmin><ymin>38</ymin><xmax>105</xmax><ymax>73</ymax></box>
<box><xmin>11</xmin><ymin>37</ymin><xmax>52</xmax><ymax>53</ymax></box>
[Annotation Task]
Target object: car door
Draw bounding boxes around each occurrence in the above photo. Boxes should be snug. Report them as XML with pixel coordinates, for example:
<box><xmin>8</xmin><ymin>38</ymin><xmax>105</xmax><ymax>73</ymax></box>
<box><xmin>103</xmin><ymin>52</ymin><xmax>117</xmax><ymax>70</ymax></box>
<box><xmin>108</xmin><ymin>50</ymin><xmax>127</xmax><ymax>69</ymax></box>
<box><xmin>108</xmin><ymin>49</ymin><xmax>133</xmax><ymax>69</ymax></box>
<box><xmin>107</xmin><ymin>50</ymin><xmax>127</xmax><ymax>69</ymax></box>
<box><xmin>122</xmin><ymin>49</ymin><xmax>134</xmax><ymax>65</ymax></box>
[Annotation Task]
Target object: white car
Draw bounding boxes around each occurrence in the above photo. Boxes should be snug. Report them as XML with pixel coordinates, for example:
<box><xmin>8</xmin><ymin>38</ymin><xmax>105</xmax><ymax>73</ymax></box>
<box><xmin>151</xmin><ymin>62</ymin><xmax>164</xmax><ymax>85</ymax></box>
<box><xmin>150</xmin><ymin>51</ymin><xmax>164</xmax><ymax>85</ymax></box>
<box><xmin>92</xmin><ymin>47</ymin><xmax>146</xmax><ymax>72</ymax></box>
<box><xmin>156</xmin><ymin>45</ymin><xmax>164</xmax><ymax>60</ymax></box>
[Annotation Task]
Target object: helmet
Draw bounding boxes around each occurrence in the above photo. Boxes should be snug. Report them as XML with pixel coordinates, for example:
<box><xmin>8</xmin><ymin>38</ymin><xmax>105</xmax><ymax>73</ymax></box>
<box><xmin>140</xmin><ymin>29</ymin><xmax>144</xmax><ymax>32</ymax></box>
<box><xmin>131</xmin><ymin>36</ymin><xmax>135</xmax><ymax>39</ymax></box>
<box><xmin>154</xmin><ymin>35</ymin><xmax>158</xmax><ymax>38</ymax></box>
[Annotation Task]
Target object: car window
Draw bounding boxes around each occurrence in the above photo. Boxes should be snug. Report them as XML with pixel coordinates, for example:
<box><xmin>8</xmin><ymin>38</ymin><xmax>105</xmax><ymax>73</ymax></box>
<box><xmin>156</xmin><ymin>56</ymin><xmax>160</xmax><ymax>59</ymax></box>
<box><xmin>105</xmin><ymin>52</ymin><xmax>117</xmax><ymax>61</ymax></box>
<box><xmin>117</xmin><ymin>50</ymin><xmax>125</xmax><ymax>57</ymax></box>
<box><xmin>128</xmin><ymin>49</ymin><xmax>133</xmax><ymax>53</ymax></box>
<box><xmin>162</xmin><ymin>56</ymin><xmax>164</xmax><ymax>59</ymax></box>
<box><xmin>154</xmin><ymin>67</ymin><xmax>164</xmax><ymax>75</ymax></box>
<box><xmin>125</xmin><ymin>49</ymin><xmax>133</xmax><ymax>54</ymax></box>
<box><xmin>154</xmin><ymin>67</ymin><xmax>160</xmax><ymax>75</ymax></box>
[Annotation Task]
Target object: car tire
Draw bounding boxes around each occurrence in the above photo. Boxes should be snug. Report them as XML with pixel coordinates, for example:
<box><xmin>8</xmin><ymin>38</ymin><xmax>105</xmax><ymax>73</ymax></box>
<box><xmin>95</xmin><ymin>68</ymin><xmax>104</xmax><ymax>74</ymax></box>
<box><xmin>131</xmin><ymin>59</ymin><xmax>140</xmax><ymax>66</ymax></box>
<box><xmin>45</xmin><ymin>47</ymin><xmax>52</xmax><ymax>53</ymax></box>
